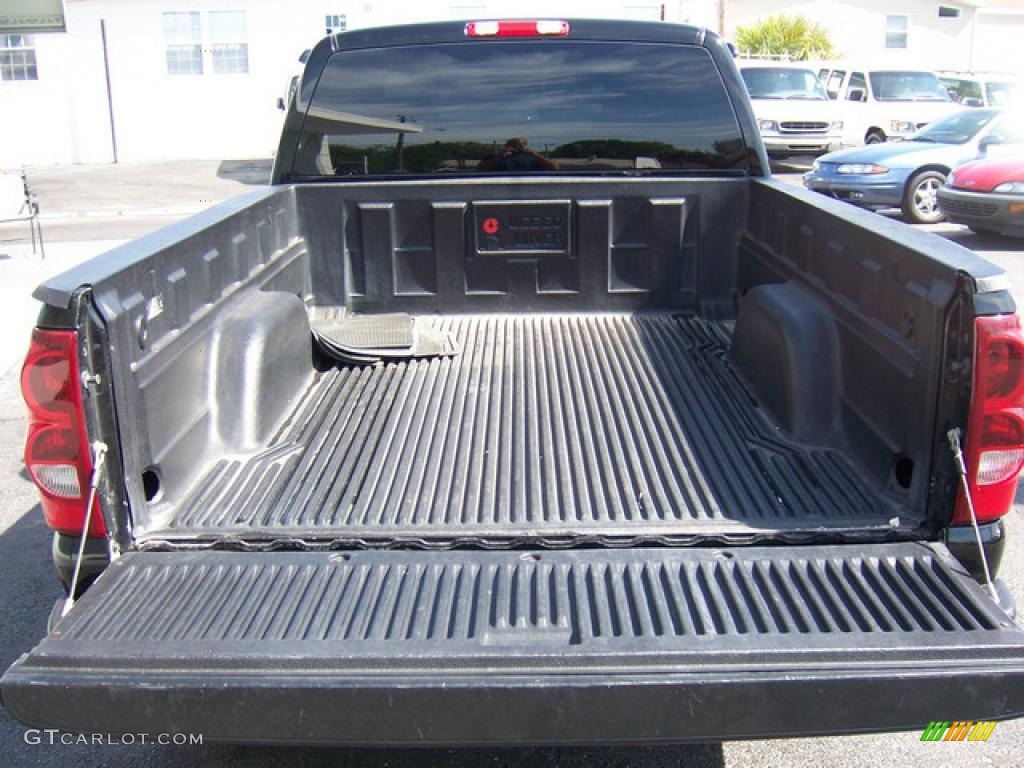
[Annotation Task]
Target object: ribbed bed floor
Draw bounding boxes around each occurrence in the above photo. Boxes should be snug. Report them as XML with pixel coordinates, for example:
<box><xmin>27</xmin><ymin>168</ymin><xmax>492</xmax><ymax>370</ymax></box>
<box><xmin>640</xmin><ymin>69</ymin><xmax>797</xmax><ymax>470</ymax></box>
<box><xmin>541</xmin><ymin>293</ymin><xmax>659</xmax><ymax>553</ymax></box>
<box><xmin>160</xmin><ymin>314</ymin><xmax>903</xmax><ymax>543</ymax></box>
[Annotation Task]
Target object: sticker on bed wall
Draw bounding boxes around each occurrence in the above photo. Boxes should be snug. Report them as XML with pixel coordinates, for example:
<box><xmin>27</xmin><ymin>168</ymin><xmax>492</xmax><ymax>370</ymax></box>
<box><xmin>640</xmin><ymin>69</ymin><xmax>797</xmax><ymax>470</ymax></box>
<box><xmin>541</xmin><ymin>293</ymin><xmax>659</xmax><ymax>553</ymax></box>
<box><xmin>473</xmin><ymin>201</ymin><xmax>571</xmax><ymax>257</ymax></box>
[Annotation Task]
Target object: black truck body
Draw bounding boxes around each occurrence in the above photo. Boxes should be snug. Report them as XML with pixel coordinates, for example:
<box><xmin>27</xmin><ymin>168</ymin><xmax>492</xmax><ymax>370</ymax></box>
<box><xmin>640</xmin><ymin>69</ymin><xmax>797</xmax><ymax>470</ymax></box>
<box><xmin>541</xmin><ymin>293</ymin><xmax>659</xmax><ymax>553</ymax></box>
<box><xmin>3</xmin><ymin>20</ymin><xmax>1024</xmax><ymax>743</ymax></box>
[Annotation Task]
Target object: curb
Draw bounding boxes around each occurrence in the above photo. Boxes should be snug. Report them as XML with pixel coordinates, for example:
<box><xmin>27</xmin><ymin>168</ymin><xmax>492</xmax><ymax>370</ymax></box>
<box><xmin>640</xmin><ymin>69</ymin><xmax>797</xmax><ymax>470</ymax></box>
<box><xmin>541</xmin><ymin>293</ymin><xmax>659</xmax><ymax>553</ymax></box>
<box><xmin>38</xmin><ymin>206</ymin><xmax>214</xmax><ymax>221</ymax></box>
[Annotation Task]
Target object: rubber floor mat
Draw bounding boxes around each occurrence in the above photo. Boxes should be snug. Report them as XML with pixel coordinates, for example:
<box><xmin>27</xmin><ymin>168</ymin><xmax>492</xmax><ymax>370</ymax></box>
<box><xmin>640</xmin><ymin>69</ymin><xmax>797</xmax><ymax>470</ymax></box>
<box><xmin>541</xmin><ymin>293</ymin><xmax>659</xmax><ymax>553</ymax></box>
<box><xmin>315</xmin><ymin>312</ymin><xmax>415</xmax><ymax>350</ymax></box>
<box><xmin>312</xmin><ymin>311</ymin><xmax>459</xmax><ymax>364</ymax></box>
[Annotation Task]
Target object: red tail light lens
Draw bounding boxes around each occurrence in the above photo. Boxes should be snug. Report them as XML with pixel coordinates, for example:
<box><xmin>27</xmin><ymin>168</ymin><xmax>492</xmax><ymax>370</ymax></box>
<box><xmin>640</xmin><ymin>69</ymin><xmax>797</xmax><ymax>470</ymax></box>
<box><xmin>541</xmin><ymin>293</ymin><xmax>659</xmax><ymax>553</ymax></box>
<box><xmin>21</xmin><ymin>328</ymin><xmax>104</xmax><ymax>537</ymax></box>
<box><xmin>954</xmin><ymin>314</ymin><xmax>1024</xmax><ymax>524</ymax></box>
<box><xmin>985</xmin><ymin>337</ymin><xmax>1024</xmax><ymax>401</ymax></box>
<box><xmin>464</xmin><ymin>20</ymin><xmax>570</xmax><ymax>38</ymax></box>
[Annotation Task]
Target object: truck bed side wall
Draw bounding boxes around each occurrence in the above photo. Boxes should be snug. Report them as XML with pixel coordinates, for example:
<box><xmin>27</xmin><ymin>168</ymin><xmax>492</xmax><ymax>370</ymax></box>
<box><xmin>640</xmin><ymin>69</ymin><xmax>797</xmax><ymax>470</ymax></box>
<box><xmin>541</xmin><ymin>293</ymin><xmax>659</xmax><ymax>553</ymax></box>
<box><xmin>737</xmin><ymin>178</ymin><xmax>970</xmax><ymax>523</ymax></box>
<box><xmin>43</xmin><ymin>187</ymin><xmax>313</xmax><ymax>533</ymax></box>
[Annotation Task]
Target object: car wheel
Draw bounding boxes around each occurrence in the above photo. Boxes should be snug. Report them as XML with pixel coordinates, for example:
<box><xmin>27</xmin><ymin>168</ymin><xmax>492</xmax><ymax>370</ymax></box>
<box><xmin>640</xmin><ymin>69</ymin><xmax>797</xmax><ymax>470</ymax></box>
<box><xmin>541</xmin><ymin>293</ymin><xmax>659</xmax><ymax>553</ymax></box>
<box><xmin>902</xmin><ymin>170</ymin><xmax>947</xmax><ymax>224</ymax></box>
<box><xmin>865</xmin><ymin>130</ymin><xmax>885</xmax><ymax>144</ymax></box>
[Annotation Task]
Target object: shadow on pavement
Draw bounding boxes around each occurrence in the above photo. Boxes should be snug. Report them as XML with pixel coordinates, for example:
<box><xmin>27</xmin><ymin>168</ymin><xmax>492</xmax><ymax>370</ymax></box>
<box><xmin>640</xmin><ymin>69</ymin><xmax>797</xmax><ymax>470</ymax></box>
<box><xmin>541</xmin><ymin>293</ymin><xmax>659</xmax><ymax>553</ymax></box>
<box><xmin>931</xmin><ymin>225</ymin><xmax>1022</xmax><ymax>251</ymax></box>
<box><xmin>216</xmin><ymin>159</ymin><xmax>273</xmax><ymax>186</ymax></box>
<box><xmin>180</xmin><ymin>743</ymin><xmax>726</xmax><ymax>768</ymax></box>
<box><xmin>0</xmin><ymin>502</ymin><xmax>57</xmax><ymax>668</ymax></box>
<box><xmin>0</xmin><ymin>499</ymin><xmax>64</xmax><ymax>765</ymax></box>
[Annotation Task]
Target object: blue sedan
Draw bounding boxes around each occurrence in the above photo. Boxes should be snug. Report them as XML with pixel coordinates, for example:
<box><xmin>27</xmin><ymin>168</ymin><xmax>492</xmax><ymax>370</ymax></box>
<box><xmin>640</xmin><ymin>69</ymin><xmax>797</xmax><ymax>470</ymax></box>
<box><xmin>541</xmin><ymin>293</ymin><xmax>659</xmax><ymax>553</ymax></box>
<box><xmin>804</xmin><ymin>109</ymin><xmax>1015</xmax><ymax>223</ymax></box>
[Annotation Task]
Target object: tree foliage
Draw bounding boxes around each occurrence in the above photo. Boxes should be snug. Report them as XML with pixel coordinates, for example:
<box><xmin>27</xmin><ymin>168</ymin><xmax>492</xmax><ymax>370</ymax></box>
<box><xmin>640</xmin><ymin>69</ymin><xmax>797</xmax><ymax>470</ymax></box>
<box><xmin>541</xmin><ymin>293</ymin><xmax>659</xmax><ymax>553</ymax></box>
<box><xmin>736</xmin><ymin>15</ymin><xmax>835</xmax><ymax>61</ymax></box>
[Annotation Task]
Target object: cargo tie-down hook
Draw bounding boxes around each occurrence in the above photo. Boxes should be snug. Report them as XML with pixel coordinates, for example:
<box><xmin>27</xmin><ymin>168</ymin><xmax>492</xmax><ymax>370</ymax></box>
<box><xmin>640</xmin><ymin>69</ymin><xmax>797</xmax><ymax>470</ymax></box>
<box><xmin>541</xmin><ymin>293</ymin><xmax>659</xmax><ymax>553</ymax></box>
<box><xmin>947</xmin><ymin>428</ymin><xmax>1002</xmax><ymax>607</ymax></box>
<box><xmin>61</xmin><ymin>441</ymin><xmax>108</xmax><ymax>618</ymax></box>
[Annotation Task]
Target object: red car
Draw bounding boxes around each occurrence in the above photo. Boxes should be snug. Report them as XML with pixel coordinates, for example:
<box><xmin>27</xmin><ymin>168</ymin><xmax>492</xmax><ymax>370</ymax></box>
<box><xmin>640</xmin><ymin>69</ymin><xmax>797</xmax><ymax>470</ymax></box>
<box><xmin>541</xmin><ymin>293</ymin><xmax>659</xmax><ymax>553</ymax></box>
<box><xmin>938</xmin><ymin>155</ymin><xmax>1024</xmax><ymax>236</ymax></box>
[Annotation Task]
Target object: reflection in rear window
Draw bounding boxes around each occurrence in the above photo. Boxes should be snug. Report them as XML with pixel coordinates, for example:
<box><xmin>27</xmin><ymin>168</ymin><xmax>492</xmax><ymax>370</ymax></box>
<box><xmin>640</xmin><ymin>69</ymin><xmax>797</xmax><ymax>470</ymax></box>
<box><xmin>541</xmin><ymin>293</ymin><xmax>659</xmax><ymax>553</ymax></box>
<box><xmin>289</xmin><ymin>41</ymin><xmax>748</xmax><ymax>178</ymax></box>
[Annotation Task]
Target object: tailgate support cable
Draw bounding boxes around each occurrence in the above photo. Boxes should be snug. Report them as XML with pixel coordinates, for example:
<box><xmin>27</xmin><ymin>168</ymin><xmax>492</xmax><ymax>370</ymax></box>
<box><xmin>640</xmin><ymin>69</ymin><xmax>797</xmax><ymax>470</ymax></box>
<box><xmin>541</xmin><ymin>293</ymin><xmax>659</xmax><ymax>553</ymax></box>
<box><xmin>947</xmin><ymin>428</ymin><xmax>1001</xmax><ymax>606</ymax></box>
<box><xmin>61</xmin><ymin>441</ymin><xmax>108</xmax><ymax>618</ymax></box>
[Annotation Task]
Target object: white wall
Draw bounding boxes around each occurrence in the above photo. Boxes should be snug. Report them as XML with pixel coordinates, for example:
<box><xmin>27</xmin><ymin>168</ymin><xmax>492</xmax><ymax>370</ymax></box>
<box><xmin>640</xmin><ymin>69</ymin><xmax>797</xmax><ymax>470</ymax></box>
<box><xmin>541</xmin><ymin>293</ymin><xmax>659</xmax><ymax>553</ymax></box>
<box><xmin>1</xmin><ymin>0</ymin><xmax>360</xmax><ymax>166</ymax></box>
<box><xmin>726</xmin><ymin>0</ymin><xmax>979</xmax><ymax>69</ymax></box>
<box><xmin>0</xmin><ymin>20</ymin><xmax>111</xmax><ymax>166</ymax></box>
<box><xmin>972</xmin><ymin>10</ymin><xmax>1024</xmax><ymax>74</ymax></box>
<box><xmin>66</xmin><ymin>0</ymin><xmax>399</xmax><ymax>164</ymax></box>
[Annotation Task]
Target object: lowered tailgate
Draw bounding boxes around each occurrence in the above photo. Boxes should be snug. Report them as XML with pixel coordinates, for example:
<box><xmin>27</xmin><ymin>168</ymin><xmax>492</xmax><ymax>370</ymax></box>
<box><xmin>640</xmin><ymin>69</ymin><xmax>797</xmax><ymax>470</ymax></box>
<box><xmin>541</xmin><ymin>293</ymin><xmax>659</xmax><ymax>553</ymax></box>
<box><xmin>3</xmin><ymin>543</ymin><xmax>1024</xmax><ymax>744</ymax></box>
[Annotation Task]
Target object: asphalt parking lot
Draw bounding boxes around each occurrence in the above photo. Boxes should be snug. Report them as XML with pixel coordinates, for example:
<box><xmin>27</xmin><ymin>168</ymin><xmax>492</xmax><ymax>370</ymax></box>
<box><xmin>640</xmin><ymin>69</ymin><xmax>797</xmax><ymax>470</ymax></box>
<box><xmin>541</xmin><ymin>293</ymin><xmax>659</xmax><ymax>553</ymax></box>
<box><xmin>0</xmin><ymin>162</ymin><xmax>1022</xmax><ymax>766</ymax></box>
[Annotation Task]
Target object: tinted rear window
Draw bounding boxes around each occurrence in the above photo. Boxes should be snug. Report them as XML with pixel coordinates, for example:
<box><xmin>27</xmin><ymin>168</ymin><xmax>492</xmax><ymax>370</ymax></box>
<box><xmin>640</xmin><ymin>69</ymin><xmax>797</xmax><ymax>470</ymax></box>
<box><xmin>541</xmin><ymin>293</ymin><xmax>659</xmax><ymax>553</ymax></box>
<box><xmin>289</xmin><ymin>41</ymin><xmax>748</xmax><ymax>178</ymax></box>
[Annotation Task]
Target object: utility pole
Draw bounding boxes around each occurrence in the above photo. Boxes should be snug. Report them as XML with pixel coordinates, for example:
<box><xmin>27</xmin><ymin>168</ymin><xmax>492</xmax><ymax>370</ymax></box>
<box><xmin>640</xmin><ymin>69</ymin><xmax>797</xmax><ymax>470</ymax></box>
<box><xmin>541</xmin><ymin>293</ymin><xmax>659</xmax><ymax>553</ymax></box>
<box><xmin>100</xmin><ymin>19</ymin><xmax>118</xmax><ymax>163</ymax></box>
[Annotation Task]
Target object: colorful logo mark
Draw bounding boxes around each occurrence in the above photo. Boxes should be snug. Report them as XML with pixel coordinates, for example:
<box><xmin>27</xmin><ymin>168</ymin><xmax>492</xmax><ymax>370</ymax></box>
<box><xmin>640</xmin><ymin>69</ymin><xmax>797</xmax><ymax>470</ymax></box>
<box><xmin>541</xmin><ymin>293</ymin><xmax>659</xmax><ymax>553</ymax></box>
<box><xmin>920</xmin><ymin>721</ymin><xmax>997</xmax><ymax>742</ymax></box>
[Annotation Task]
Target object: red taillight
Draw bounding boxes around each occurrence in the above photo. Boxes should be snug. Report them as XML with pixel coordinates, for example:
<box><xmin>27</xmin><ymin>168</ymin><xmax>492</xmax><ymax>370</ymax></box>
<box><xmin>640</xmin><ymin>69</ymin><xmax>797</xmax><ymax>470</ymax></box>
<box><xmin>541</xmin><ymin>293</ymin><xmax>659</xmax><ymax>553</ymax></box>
<box><xmin>954</xmin><ymin>314</ymin><xmax>1024</xmax><ymax>524</ymax></box>
<box><xmin>464</xmin><ymin>20</ymin><xmax>570</xmax><ymax>38</ymax></box>
<box><xmin>21</xmin><ymin>328</ymin><xmax>104</xmax><ymax>537</ymax></box>
<box><xmin>985</xmin><ymin>336</ymin><xmax>1024</xmax><ymax>402</ymax></box>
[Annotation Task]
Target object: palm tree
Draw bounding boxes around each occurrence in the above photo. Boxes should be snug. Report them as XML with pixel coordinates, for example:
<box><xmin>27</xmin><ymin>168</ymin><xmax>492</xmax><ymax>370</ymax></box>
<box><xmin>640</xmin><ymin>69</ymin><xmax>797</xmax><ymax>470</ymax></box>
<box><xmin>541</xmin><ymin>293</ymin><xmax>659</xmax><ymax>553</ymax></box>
<box><xmin>736</xmin><ymin>15</ymin><xmax>835</xmax><ymax>61</ymax></box>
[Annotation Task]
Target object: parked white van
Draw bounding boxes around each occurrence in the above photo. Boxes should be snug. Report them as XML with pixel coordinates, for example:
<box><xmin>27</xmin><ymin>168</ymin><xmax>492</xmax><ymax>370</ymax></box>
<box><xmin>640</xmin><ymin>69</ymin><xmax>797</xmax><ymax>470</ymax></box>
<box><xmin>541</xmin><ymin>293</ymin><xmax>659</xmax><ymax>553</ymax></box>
<box><xmin>737</xmin><ymin>61</ymin><xmax>843</xmax><ymax>159</ymax></box>
<box><xmin>939</xmin><ymin>71</ymin><xmax>1021</xmax><ymax>108</ymax></box>
<box><xmin>815</xmin><ymin>64</ymin><xmax>963</xmax><ymax>146</ymax></box>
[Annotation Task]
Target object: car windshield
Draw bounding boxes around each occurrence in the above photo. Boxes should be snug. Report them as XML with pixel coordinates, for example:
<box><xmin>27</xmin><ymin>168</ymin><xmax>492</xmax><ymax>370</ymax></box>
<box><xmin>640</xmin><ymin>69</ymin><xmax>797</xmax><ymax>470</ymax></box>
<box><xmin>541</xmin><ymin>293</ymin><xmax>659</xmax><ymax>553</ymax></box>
<box><xmin>910</xmin><ymin>108</ymin><xmax>999</xmax><ymax>144</ymax></box>
<box><xmin>740</xmin><ymin>67</ymin><xmax>829</xmax><ymax>100</ymax></box>
<box><xmin>939</xmin><ymin>77</ymin><xmax>982</xmax><ymax>104</ymax></box>
<box><xmin>869</xmin><ymin>71</ymin><xmax>952</xmax><ymax>101</ymax></box>
<box><xmin>288</xmin><ymin>41</ymin><xmax>749</xmax><ymax>179</ymax></box>
<box><xmin>987</xmin><ymin>81</ymin><xmax>1020</xmax><ymax>107</ymax></box>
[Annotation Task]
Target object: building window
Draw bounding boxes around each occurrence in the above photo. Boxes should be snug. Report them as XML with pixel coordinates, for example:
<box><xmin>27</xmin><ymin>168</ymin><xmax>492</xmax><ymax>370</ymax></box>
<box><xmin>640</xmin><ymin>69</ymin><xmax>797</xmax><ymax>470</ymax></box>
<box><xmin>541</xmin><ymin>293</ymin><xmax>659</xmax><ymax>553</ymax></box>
<box><xmin>163</xmin><ymin>12</ymin><xmax>203</xmax><ymax>75</ymax></box>
<box><xmin>0</xmin><ymin>34</ymin><xmax>38</xmax><ymax>81</ymax></box>
<box><xmin>938</xmin><ymin>5</ymin><xmax>961</xmax><ymax>18</ymax></box>
<box><xmin>885</xmin><ymin>15</ymin><xmax>908</xmax><ymax>49</ymax></box>
<box><xmin>325</xmin><ymin>14</ymin><xmax>347</xmax><ymax>34</ymax></box>
<box><xmin>164</xmin><ymin>11</ymin><xmax>248</xmax><ymax>76</ymax></box>
<box><xmin>209</xmin><ymin>11</ymin><xmax>248</xmax><ymax>74</ymax></box>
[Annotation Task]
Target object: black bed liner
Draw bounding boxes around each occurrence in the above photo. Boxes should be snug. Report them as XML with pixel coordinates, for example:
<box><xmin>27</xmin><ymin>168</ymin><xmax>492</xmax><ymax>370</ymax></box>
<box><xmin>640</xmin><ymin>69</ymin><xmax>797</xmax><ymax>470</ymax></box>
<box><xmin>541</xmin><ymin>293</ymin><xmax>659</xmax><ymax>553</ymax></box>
<box><xmin>152</xmin><ymin>314</ymin><xmax>906</xmax><ymax>544</ymax></box>
<box><xmin>4</xmin><ymin>543</ymin><xmax>1023</xmax><ymax>743</ymax></box>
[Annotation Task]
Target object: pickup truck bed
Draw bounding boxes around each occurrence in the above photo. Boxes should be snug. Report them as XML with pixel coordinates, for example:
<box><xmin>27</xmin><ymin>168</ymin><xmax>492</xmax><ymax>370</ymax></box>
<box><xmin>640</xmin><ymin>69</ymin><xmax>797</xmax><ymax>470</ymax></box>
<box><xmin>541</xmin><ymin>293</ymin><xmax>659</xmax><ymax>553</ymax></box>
<box><xmin>163</xmin><ymin>313</ymin><xmax>893</xmax><ymax>542</ymax></box>
<box><xmin>32</xmin><ymin>175</ymin><xmax>956</xmax><ymax>548</ymax></box>
<box><xmin>9</xmin><ymin>169</ymin><xmax>1021</xmax><ymax>740</ymax></box>
<box><xmin>5</xmin><ymin>21</ymin><xmax>1024</xmax><ymax>743</ymax></box>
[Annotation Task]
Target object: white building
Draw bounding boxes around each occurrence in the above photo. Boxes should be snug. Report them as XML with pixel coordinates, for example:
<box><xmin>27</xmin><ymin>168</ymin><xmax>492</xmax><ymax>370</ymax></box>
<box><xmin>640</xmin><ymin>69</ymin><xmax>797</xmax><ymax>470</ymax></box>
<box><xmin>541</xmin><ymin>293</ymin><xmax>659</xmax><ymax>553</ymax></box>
<box><xmin>725</xmin><ymin>0</ymin><xmax>1024</xmax><ymax>75</ymax></box>
<box><xmin>0</xmin><ymin>0</ymin><xmax>710</xmax><ymax>167</ymax></box>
